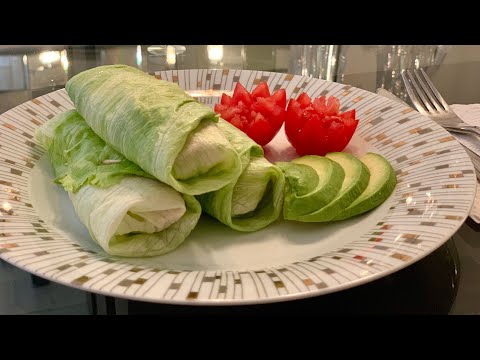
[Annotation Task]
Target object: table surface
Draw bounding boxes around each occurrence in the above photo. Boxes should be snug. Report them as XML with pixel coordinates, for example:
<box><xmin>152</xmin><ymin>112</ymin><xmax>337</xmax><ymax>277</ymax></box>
<box><xmin>0</xmin><ymin>45</ymin><xmax>479</xmax><ymax>315</ymax></box>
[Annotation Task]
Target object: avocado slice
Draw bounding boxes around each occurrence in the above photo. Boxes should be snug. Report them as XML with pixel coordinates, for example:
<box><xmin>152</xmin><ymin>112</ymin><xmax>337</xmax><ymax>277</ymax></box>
<box><xmin>277</xmin><ymin>156</ymin><xmax>345</xmax><ymax>220</ymax></box>
<box><xmin>333</xmin><ymin>152</ymin><xmax>397</xmax><ymax>221</ymax></box>
<box><xmin>295</xmin><ymin>152</ymin><xmax>371</xmax><ymax>222</ymax></box>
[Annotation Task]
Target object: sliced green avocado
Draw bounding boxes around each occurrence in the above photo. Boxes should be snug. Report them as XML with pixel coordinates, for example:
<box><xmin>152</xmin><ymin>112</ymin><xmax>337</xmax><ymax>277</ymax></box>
<box><xmin>295</xmin><ymin>152</ymin><xmax>371</xmax><ymax>222</ymax></box>
<box><xmin>277</xmin><ymin>156</ymin><xmax>345</xmax><ymax>220</ymax></box>
<box><xmin>333</xmin><ymin>152</ymin><xmax>397</xmax><ymax>221</ymax></box>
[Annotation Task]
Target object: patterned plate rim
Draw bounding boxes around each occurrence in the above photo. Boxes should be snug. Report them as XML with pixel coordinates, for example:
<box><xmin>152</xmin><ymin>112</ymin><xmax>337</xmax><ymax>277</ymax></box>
<box><xmin>0</xmin><ymin>69</ymin><xmax>476</xmax><ymax>306</ymax></box>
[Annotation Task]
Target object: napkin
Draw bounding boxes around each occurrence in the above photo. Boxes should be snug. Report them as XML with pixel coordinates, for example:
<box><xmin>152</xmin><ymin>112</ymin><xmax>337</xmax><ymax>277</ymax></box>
<box><xmin>376</xmin><ymin>89</ymin><xmax>479</xmax><ymax>223</ymax></box>
<box><xmin>449</xmin><ymin>104</ymin><xmax>480</xmax><ymax>156</ymax></box>
<box><xmin>450</xmin><ymin>104</ymin><xmax>480</xmax><ymax>223</ymax></box>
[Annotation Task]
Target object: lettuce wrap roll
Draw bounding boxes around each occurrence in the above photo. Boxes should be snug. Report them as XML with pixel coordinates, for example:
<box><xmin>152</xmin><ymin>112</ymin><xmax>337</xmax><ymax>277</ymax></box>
<box><xmin>65</xmin><ymin>65</ymin><xmax>241</xmax><ymax>195</ymax></box>
<box><xmin>35</xmin><ymin>109</ymin><xmax>201</xmax><ymax>257</ymax></box>
<box><xmin>197</xmin><ymin>120</ymin><xmax>285</xmax><ymax>232</ymax></box>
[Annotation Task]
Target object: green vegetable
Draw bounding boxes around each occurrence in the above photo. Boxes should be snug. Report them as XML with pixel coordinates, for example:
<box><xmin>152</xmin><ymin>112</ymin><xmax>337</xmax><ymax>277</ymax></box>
<box><xmin>35</xmin><ymin>109</ymin><xmax>152</xmax><ymax>192</ymax></box>
<box><xmin>65</xmin><ymin>64</ymin><xmax>242</xmax><ymax>196</ymax></box>
<box><xmin>333</xmin><ymin>152</ymin><xmax>397</xmax><ymax>220</ymax></box>
<box><xmin>35</xmin><ymin>110</ymin><xmax>201</xmax><ymax>257</ymax></box>
<box><xmin>197</xmin><ymin>120</ymin><xmax>285</xmax><ymax>232</ymax></box>
<box><xmin>294</xmin><ymin>152</ymin><xmax>371</xmax><ymax>222</ymax></box>
<box><xmin>277</xmin><ymin>156</ymin><xmax>345</xmax><ymax>221</ymax></box>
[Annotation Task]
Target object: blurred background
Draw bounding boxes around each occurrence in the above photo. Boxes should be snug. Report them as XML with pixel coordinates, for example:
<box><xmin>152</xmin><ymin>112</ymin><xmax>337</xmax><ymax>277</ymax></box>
<box><xmin>1</xmin><ymin>45</ymin><xmax>480</xmax><ymax>114</ymax></box>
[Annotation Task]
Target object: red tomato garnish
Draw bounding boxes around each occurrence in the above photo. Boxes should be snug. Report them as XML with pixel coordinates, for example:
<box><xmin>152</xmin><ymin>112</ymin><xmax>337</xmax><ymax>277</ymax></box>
<box><xmin>251</xmin><ymin>81</ymin><xmax>270</xmax><ymax>99</ymax></box>
<box><xmin>284</xmin><ymin>95</ymin><xmax>359</xmax><ymax>156</ymax></box>
<box><xmin>214</xmin><ymin>82</ymin><xmax>286</xmax><ymax>146</ymax></box>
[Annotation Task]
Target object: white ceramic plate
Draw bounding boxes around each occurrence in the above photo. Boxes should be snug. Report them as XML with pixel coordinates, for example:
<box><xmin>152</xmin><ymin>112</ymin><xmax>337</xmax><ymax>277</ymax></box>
<box><xmin>0</xmin><ymin>69</ymin><xmax>476</xmax><ymax>305</ymax></box>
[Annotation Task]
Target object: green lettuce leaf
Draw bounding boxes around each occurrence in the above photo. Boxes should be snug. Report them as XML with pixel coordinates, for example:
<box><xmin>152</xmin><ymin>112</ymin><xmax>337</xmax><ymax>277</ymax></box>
<box><xmin>35</xmin><ymin>109</ymin><xmax>152</xmax><ymax>192</ymax></box>
<box><xmin>65</xmin><ymin>64</ymin><xmax>241</xmax><ymax>195</ymax></box>
<box><xmin>197</xmin><ymin>120</ymin><xmax>285</xmax><ymax>232</ymax></box>
<box><xmin>69</xmin><ymin>176</ymin><xmax>201</xmax><ymax>257</ymax></box>
<box><xmin>35</xmin><ymin>110</ymin><xmax>201</xmax><ymax>257</ymax></box>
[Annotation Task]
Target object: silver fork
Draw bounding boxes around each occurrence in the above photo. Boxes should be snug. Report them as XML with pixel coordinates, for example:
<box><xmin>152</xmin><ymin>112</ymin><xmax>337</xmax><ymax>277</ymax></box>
<box><xmin>401</xmin><ymin>68</ymin><xmax>480</xmax><ymax>180</ymax></box>
<box><xmin>401</xmin><ymin>68</ymin><xmax>480</xmax><ymax>136</ymax></box>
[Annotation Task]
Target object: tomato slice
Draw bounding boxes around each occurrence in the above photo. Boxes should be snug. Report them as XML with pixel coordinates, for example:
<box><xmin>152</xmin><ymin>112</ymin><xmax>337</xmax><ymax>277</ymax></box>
<box><xmin>285</xmin><ymin>99</ymin><xmax>306</xmax><ymax>142</ymax></box>
<box><xmin>285</xmin><ymin>95</ymin><xmax>359</xmax><ymax>156</ymax></box>
<box><xmin>271</xmin><ymin>89</ymin><xmax>286</xmax><ymax>108</ymax></box>
<box><xmin>312</xmin><ymin>96</ymin><xmax>326</xmax><ymax>114</ymax></box>
<box><xmin>326</xmin><ymin>96</ymin><xmax>340</xmax><ymax>115</ymax></box>
<box><xmin>295</xmin><ymin>115</ymin><xmax>326</xmax><ymax>156</ymax></box>
<box><xmin>342</xmin><ymin>117</ymin><xmax>359</xmax><ymax>140</ymax></box>
<box><xmin>215</xmin><ymin>81</ymin><xmax>286</xmax><ymax>146</ymax></box>
<box><xmin>232</xmin><ymin>82</ymin><xmax>253</xmax><ymax>107</ymax></box>
<box><xmin>297</xmin><ymin>93</ymin><xmax>311</xmax><ymax>108</ymax></box>
<box><xmin>214</xmin><ymin>104</ymin><xmax>242</xmax><ymax>121</ymax></box>
<box><xmin>221</xmin><ymin>93</ymin><xmax>234</xmax><ymax>106</ymax></box>
<box><xmin>251</xmin><ymin>81</ymin><xmax>270</xmax><ymax>99</ymax></box>
<box><xmin>246</xmin><ymin>115</ymin><xmax>274</xmax><ymax>147</ymax></box>
<box><xmin>229</xmin><ymin>114</ymin><xmax>244</xmax><ymax>131</ymax></box>
<box><xmin>341</xmin><ymin>109</ymin><xmax>356</xmax><ymax>120</ymax></box>
<box><xmin>251</xmin><ymin>96</ymin><xmax>275</xmax><ymax>114</ymax></box>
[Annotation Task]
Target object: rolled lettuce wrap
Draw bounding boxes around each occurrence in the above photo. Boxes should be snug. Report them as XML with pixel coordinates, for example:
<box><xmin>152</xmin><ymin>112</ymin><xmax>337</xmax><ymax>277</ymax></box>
<box><xmin>35</xmin><ymin>109</ymin><xmax>201</xmax><ymax>257</ymax></box>
<box><xmin>197</xmin><ymin>120</ymin><xmax>285</xmax><ymax>232</ymax></box>
<box><xmin>65</xmin><ymin>64</ymin><xmax>241</xmax><ymax>195</ymax></box>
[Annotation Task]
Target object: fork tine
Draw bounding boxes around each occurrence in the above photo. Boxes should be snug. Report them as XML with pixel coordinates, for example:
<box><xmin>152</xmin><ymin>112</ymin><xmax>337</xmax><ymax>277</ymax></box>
<box><xmin>413</xmin><ymin>69</ymin><xmax>444</xmax><ymax>112</ymax></box>
<box><xmin>419</xmin><ymin>68</ymin><xmax>451</xmax><ymax>111</ymax></box>
<box><xmin>401</xmin><ymin>71</ymin><xmax>428</xmax><ymax>115</ymax></box>
<box><xmin>406</xmin><ymin>70</ymin><xmax>437</xmax><ymax>113</ymax></box>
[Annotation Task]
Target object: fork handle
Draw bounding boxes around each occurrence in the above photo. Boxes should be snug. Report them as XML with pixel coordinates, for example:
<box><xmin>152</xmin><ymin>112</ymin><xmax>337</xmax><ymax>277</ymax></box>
<box><xmin>443</xmin><ymin>125</ymin><xmax>480</xmax><ymax>137</ymax></box>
